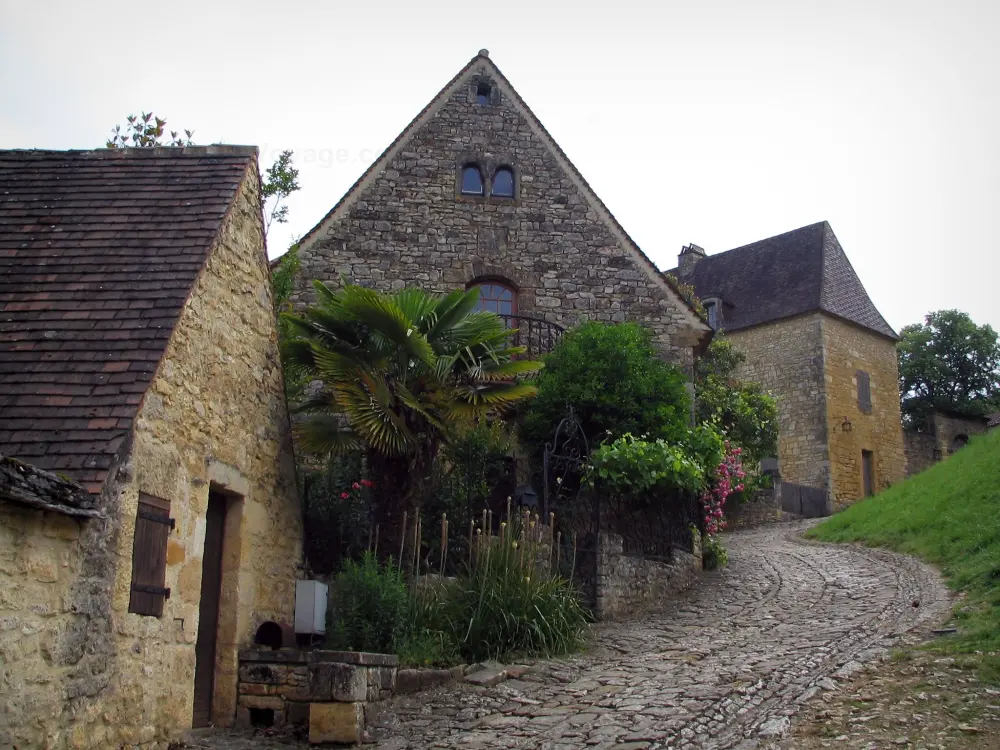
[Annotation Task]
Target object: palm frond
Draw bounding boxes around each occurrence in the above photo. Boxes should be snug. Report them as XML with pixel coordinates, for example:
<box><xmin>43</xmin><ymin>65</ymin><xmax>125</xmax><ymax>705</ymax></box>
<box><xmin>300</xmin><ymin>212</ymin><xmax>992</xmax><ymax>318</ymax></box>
<box><xmin>293</xmin><ymin>414</ymin><xmax>363</xmax><ymax>455</ymax></box>
<box><xmin>339</xmin><ymin>285</ymin><xmax>437</xmax><ymax>367</ymax></box>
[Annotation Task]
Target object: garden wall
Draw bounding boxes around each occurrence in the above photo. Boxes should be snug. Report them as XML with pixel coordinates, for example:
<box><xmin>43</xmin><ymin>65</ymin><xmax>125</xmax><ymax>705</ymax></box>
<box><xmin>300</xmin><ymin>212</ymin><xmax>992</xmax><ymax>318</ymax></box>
<box><xmin>594</xmin><ymin>532</ymin><xmax>702</xmax><ymax>620</ymax></box>
<box><xmin>724</xmin><ymin>489</ymin><xmax>781</xmax><ymax>529</ymax></box>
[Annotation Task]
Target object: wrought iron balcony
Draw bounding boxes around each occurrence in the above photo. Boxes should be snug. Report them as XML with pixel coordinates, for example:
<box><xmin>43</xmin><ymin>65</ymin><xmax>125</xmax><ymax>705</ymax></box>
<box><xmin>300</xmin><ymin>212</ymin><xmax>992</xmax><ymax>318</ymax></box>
<box><xmin>498</xmin><ymin>314</ymin><xmax>565</xmax><ymax>358</ymax></box>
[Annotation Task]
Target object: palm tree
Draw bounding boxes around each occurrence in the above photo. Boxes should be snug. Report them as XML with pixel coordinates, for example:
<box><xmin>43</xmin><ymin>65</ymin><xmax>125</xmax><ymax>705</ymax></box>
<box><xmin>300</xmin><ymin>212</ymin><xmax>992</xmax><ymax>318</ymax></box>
<box><xmin>281</xmin><ymin>281</ymin><xmax>542</xmax><ymax>546</ymax></box>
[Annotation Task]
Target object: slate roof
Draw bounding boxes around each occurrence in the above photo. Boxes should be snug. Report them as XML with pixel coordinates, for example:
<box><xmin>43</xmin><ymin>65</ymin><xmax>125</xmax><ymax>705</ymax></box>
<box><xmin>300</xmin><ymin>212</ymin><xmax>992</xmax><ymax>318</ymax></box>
<box><xmin>672</xmin><ymin>221</ymin><xmax>897</xmax><ymax>340</ymax></box>
<box><xmin>0</xmin><ymin>146</ymin><xmax>256</xmax><ymax>493</ymax></box>
<box><xmin>988</xmin><ymin>413</ymin><xmax>1000</xmax><ymax>430</ymax></box>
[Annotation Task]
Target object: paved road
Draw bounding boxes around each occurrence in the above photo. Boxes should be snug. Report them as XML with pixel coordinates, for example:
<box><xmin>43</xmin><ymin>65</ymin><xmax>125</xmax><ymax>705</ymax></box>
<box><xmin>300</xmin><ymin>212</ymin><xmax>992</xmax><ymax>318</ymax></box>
<box><xmin>367</xmin><ymin>522</ymin><xmax>951</xmax><ymax>750</ymax></box>
<box><xmin>190</xmin><ymin>522</ymin><xmax>952</xmax><ymax>750</ymax></box>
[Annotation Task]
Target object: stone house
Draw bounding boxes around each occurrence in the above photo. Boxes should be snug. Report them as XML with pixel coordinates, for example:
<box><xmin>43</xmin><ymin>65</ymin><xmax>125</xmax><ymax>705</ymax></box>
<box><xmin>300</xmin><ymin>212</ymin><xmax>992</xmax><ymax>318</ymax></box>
<box><xmin>290</xmin><ymin>49</ymin><xmax>712</xmax><ymax>369</ymax></box>
<box><xmin>0</xmin><ymin>147</ymin><xmax>302</xmax><ymax>748</ymax></box>
<box><xmin>673</xmin><ymin>221</ymin><xmax>906</xmax><ymax>510</ymax></box>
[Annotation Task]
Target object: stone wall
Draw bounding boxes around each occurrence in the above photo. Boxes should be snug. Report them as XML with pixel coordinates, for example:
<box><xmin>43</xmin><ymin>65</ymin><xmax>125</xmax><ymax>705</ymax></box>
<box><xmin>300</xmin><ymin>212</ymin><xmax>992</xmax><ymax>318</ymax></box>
<box><xmin>236</xmin><ymin>649</ymin><xmax>398</xmax><ymax>730</ymax></box>
<box><xmin>102</xmin><ymin>159</ymin><xmax>302</xmax><ymax>743</ymax></box>
<box><xmin>594</xmin><ymin>533</ymin><xmax>702</xmax><ymax>620</ymax></box>
<box><xmin>723</xmin><ymin>490</ymin><xmax>781</xmax><ymax>529</ymax></box>
<box><xmin>0</xmin><ymin>507</ymin><xmax>87</xmax><ymax>747</ymax></box>
<box><xmin>293</xmin><ymin>58</ymin><xmax>707</xmax><ymax>370</ymax></box>
<box><xmin>1</xmin><ymin>161</ymin><xmax>304</xmax><ymax>750</ymax></box>
<box><xmin>821</xmin><ymin>316</ymin><xmax>906</xmax><ymax>509</ymax></box>
<box><xmin>726</xmin><ymin>314</ymin><xmax>830</xmax><ymax>491</ymax></box>
<box><xmin>903</xmin><ymin>430</ymin><xmax>938</xmax><ymax>477</ymax></box>
<box><xmin>903</xmin><ymin>411</ymin><xmax>989</xmax><ymax>477</ymax></box>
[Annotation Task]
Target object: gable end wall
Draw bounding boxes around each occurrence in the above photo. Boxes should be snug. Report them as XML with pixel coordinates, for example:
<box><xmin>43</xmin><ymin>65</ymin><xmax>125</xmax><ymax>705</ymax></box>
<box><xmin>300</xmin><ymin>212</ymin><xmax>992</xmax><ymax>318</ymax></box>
<box><xmin>821</xmin><ymin>315</ymin><xmax>905</xmax><ymax>508</ymax></box>
<box><xmin>293</xmin><ymin>62</ymin><xmax>703</xmax><ymax>369</ymax></box>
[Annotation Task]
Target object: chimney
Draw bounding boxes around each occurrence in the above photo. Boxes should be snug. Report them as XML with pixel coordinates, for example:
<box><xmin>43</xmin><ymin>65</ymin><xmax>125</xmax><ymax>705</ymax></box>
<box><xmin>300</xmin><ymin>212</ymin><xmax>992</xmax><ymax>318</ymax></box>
<box><xmin>677</xmin><ymin>243</ymin><xmax>706</xmax><ymax>277</ymax></box>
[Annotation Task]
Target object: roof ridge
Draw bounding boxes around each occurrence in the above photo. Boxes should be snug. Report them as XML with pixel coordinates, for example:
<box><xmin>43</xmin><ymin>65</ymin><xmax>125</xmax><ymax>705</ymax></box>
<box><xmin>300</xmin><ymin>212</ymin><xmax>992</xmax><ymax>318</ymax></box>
<box><xmin>0</xmin><ymin>145</ymin><xmax>258</xmax><ymax>159</ymax></box>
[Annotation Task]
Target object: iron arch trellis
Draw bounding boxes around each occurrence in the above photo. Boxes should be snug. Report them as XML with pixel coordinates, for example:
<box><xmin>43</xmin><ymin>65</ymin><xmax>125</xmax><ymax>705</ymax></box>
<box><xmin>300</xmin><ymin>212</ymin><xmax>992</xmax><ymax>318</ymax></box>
<box><xmin>542</xmin><ymin>407</ymin><xmax>590</xmax><ymax>520</ymax></box>
<box><xmin>542</xmin><ymin>408</ymin><xmax>602</xmax><ymax>607</ymax></box>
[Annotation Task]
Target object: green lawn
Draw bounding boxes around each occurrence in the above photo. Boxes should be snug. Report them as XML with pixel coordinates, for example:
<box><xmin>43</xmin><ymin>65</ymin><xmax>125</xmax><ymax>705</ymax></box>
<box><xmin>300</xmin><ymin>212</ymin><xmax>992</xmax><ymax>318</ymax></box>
<box><xmin>807</xmin><ymin>428</ymin><xmax>1000</xmax><ymax>682</ymax></box>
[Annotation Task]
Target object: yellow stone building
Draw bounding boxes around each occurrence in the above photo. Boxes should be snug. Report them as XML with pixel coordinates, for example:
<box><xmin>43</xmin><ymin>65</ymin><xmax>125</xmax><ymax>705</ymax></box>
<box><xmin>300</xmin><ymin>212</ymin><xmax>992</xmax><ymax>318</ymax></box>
<box><xmin>0</xmin><ymin>147</ymin><xmax>302</xmax><ymax>748</ymax></box>
<box><xmin>674</xmin><ymin>221</ymin><xmax>906</xmax><ymax>512</ymax></box>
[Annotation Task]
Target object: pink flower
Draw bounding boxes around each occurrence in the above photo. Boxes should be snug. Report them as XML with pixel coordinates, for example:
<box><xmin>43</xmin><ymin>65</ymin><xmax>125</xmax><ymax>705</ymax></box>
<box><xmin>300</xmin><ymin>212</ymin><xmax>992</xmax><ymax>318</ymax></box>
<box><xmin>352</xmin><ymin>482</ymin><xmax>361</xmax><ymax>490</ymax></box>
<box><xmin>340</xmin><ymin>492</ymin><xmax>350</xmax><ymax>499</ymax></box>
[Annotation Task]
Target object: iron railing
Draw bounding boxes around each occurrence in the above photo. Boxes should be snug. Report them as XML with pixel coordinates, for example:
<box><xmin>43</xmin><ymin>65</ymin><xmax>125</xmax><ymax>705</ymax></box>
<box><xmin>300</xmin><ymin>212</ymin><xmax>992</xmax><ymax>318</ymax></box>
<box><xmin>498</xmin><ymin>314</ymin><xmax>565</xmax><ymax>359</ymax></box>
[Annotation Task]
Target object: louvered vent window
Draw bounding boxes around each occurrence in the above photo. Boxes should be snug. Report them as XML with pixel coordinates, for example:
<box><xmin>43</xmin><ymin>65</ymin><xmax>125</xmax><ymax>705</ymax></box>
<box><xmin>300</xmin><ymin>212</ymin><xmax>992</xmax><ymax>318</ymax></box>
<box><xmin>128</xmin><ymin>493</ymin><xmax>174</xmax><ymax>617</ymax></box>
<box><xmin>857</xmin><ymin>370</ymin><xmax>872</xmax><ymax>414</ymax></box>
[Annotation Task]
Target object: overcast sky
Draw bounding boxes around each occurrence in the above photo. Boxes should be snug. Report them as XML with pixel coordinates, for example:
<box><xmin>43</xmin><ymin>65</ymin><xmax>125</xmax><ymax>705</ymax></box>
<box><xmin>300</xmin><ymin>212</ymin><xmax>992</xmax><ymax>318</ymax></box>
<box><xmin>2</xmin><ymin>0</ymin><xmax>997</xmax><ymax>333</ymax></box>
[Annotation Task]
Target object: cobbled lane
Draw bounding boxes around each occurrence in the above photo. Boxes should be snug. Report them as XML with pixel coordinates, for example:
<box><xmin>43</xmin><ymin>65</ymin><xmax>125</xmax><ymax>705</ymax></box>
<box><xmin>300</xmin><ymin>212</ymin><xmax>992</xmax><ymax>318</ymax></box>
<box><xmin>192</xmin><ymin>522</ymin><xmax>952</xmax><ymax>750</ymax></box>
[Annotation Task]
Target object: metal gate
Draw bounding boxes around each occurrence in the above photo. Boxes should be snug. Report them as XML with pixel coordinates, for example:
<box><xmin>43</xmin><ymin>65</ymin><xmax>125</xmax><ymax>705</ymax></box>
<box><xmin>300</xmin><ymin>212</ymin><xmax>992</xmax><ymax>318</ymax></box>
<box><xmin>542</xmin><ymin>409</ymin><xmax>599</xmax><ymax>607</ymax></box>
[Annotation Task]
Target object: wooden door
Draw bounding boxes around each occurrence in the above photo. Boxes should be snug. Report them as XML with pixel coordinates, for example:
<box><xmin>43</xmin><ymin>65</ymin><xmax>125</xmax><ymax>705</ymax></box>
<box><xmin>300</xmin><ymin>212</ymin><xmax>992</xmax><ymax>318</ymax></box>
<box><xmin>192</xmin><ymin>491</ymin><xmax>227</xmax><ymax>728</ymax></box>
<box><xmin>862</xmin><ymin>450</ymin><xmax>875</xmax><ymax>498</ymax></box>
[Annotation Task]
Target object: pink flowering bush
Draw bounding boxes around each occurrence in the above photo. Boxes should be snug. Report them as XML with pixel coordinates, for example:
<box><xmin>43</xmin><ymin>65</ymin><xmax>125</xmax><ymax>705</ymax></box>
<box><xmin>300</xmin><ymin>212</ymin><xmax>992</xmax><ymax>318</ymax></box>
<box><xmin>700</xmin><ymin>442</ymin><xmax>746</xmax><ymax>536</ymax></box>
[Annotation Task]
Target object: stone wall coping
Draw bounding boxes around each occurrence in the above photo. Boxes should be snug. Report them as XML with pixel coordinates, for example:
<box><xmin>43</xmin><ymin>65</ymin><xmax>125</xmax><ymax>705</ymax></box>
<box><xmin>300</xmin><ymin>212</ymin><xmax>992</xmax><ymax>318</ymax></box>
<box><xmin>239</xmin><ymin>648</ymin><xmax>398</xmax><ymax>667</ymax></box>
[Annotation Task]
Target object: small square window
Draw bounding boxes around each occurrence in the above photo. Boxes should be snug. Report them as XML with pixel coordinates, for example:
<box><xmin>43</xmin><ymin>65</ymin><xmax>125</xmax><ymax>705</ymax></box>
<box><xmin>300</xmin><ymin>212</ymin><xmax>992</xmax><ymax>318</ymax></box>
<box><xmin>476</xmin><ymin>82</ymin><xmax>492</xmax><ymax>106</ymax></box>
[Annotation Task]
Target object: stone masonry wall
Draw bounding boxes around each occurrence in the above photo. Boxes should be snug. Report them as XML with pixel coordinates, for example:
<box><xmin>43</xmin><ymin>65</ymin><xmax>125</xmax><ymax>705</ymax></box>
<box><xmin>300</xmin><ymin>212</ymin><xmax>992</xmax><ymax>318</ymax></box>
<box><xmin>903</xmin><ymin>430</ymin><xmax>938</xmax><ymax>477</ymax></box>
<box><xmin>595</xmin><ymin>533</ymin><xmax>702</xmax><ymax>621</ymax></box>
<box><xmin>293</xmin><ymin>59</ymin><xmax>706</xmax><ymax>370</ymax></box>
<box><xmin>822</xmin><ymin>316</ymin><xmax>906</xmax><ymax>509</ymax></box>
<box><xmin>235</xmin><ymin>649</ymin><xmax>398</xmax><ymax>730</ymax></box>
<box><xmin>99</xmin><ymin>160</ymin><xmax>303</xmax><ymax>746</ymax></box>
<box><xmin>903</xmin><ymin>412</ymin><xmax>988</xmax><ymax>477</ymax></box>
<box><xmin>0</xmin><ymin>507</ymin><xmax>87</xmax><ymax>747</ymax></box>
<box><xmin>726</xmin><ymin>314</ymin><xmax>830</xmax><ymax>491</ymax></box>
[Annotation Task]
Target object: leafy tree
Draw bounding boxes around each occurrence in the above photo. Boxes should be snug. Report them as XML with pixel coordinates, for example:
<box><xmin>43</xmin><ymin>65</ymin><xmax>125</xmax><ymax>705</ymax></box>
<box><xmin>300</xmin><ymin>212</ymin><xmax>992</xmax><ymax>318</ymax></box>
<box><xmin>262</xmin><ymin>149</ymin><xmax>300</xmax><ymax>237</ymax></box>
<box><xmin>898</xmin><ymin>309</ymin><xmax>1000</xmax><ymax>425</ymax></box>
<box><xmin>695</xmin><ymin>335</ymin><xmax>778</xmax><ymax>484</ymax></box>
<box><xmin>281</xmin><ymin>282</ymin><xmax>541</xmax><ymax>543</ymax></box>
<box><xmin>520</xmin><ymin>321</ymin><xmax>691</xmax><ymax>462</ymax></box>
<box><xmin>106</xmin><ymin>112</ymin><xmax>194</xmax><ymax>148</ymax></box>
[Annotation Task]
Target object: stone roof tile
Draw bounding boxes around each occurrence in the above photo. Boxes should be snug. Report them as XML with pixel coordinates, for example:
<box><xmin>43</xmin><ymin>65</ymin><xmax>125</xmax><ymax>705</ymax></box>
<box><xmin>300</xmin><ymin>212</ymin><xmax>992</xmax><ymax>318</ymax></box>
<box><xmin>0</xmin><ymin>146</ymin><xmax>256</xmax><ymax>491</ymax></box>
<box><xmin>673</xmin><ymin>221</ymin><xmax>897</xmax><ymax>340</ymax></box>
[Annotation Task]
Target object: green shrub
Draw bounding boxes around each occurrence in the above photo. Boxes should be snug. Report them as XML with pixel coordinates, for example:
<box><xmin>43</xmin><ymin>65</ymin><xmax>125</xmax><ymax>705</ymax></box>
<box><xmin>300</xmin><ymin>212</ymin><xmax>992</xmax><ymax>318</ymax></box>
<box><xmin>585</xmin><ymin>430</ymin><xmax>720</xmax><ymax>498</ymax></box>
<box><xmin>695</xmin><ymin>336</ymin><xmax>778</xmax><ymax>492</ymax></box>
<box><xmin>520</xmin><ymin>322</ymin><xmax>690</xmax><ymax>461</ymax></box>
<box><xmin>326</xmin><ymin>553</ymin><xmax>408</xmax><ymax>654</ymax></box>
<box><xmin>446</xmin><ymin>519</ymin><xmax>590</xmax><ymax>663</ymax></box>
<box><xmin>701</xmin><ymin>534</ymin><xmax>728</xmax><ymax>570</ymax></box>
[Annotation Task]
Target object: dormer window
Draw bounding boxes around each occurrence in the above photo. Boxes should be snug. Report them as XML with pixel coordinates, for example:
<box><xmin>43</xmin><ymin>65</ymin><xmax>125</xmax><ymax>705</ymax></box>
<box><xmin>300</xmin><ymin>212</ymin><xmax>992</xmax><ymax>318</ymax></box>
<box><xmin>704</xmin><ymin>299</ymin><xmax>720</xmax><ymax>330</ymax></box>
<box><xmin>492</xmin><ymin>167</ymin><xmax>514</xmax><ymax>198</ymax></box>
<box><xmin>461</xmin><ymin>164</ymin><xmax>484</xmax><ymax>195</ymax></box>
<box><xmin>476</xmin><ymin>82</ymin><xmax>493</xmax><ymax>106</ymax></box>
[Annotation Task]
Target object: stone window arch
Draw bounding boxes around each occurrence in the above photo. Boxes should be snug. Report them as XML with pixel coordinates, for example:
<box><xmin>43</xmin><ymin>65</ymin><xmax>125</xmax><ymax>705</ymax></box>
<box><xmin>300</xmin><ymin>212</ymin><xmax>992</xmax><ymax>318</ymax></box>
<box><xmin>469</xmin><ymin>279</ymin><xmax>518</xmax><ymax>319</ymax></box>
<box><xmin>951</xmin><ymin>434</ymin><xmax>969</xmax><ymax>452</ymax></box>
<box><xmin>461</xmin><ymin>164</ymin><xmax>484</xmax><ymax>195</ymax></box>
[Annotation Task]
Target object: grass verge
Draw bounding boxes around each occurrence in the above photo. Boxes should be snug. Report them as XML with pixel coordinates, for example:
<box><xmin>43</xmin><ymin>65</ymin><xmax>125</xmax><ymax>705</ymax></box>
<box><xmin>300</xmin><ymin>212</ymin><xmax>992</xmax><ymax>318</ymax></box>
<box><xmin>806</xmin><ymin>428</ymin><xmax>1000</xmax><ymax>683</ymax></box>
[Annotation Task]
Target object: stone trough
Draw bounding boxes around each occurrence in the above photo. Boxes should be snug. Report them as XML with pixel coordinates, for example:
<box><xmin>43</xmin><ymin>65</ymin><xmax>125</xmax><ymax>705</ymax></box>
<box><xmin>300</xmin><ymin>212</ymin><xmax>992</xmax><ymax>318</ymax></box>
<box><xmin>236</xmin><ymin>648</ymin><xmax>398</xmax><ymax>744</ymax></box>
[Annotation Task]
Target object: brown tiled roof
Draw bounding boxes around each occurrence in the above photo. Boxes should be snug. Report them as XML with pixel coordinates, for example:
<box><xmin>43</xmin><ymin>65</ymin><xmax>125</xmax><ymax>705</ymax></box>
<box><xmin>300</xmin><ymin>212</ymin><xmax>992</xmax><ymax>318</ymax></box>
<box><xmin>0</xmin><ymin>146</ymin><xmax>256</xmax><ymax>493</ymax></box>
<box><xmin>672</xmin><ymin>221</ymin><xmax>898</xmax><ymax>340</ymax></box>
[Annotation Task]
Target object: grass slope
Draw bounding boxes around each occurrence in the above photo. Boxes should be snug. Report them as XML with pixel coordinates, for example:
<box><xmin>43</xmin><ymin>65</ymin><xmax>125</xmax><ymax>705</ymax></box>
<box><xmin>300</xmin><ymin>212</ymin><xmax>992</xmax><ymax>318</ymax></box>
<box><xmin>807</xmin><ymin>428</ymin><xmax>1000</xmax><ymax>682</ymax></box>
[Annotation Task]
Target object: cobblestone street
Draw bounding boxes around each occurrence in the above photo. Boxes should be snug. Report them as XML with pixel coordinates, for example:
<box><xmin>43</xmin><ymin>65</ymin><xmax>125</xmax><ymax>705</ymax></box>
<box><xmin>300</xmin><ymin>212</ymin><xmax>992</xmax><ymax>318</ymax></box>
<box><xmin>190</xmin><ymin>522</ymin><xmax>953</xmax><ymax>750</ymax></box>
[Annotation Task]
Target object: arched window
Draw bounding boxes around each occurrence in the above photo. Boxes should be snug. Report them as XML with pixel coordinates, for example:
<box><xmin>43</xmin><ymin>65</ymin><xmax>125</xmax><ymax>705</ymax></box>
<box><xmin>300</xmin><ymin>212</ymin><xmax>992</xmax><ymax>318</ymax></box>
<box><xmin>472</xmin><ymin>281</ymin><xmax>517</xmax><ymax>318</ymax></box>
<box><xmin>492</xmin><ymin>167</ymin><xmax>514</xmax><ymax>198</ymax></box>
<box><xmin>461</xmin><ymin>164</ymin><xmax>483</xmax><ymax>195</ymax></box>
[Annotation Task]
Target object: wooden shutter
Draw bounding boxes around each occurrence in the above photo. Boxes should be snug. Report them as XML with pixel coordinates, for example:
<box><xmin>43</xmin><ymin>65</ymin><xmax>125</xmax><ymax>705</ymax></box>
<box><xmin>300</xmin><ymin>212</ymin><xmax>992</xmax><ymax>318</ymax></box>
<box><xmin>857</xmin><ymin>371</ymin><xmax>872</xmax><ymax>413</ymax></box>
<box><xmin>128</xmin><ymin>493</ymin><xmax>174</xmax><ymax>617</ymax></box>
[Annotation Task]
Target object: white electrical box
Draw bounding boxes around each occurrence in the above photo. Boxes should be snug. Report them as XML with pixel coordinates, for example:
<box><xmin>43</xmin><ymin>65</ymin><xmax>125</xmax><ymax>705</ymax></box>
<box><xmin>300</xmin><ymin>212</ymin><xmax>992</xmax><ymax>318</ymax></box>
<box><xmin>294</xmin><ymin>580</ymin><xmax>328</xmax><ymax>635</ymax></box>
